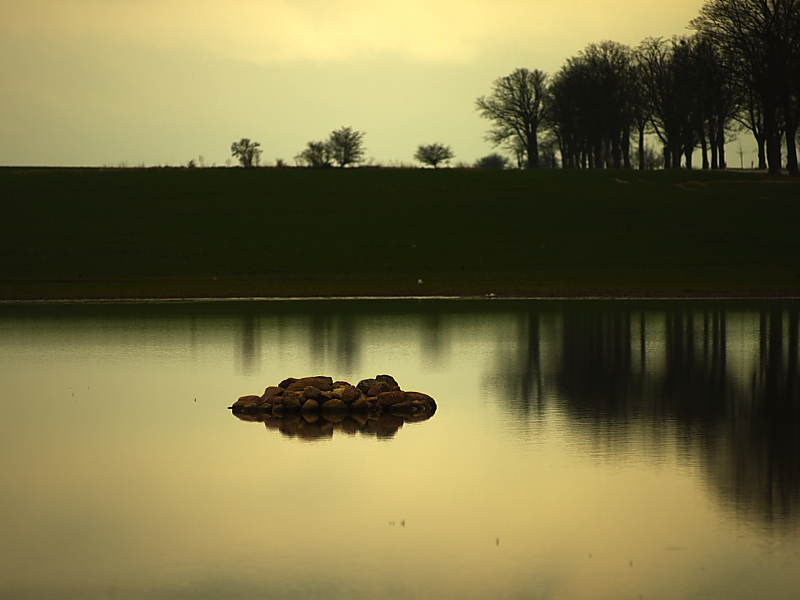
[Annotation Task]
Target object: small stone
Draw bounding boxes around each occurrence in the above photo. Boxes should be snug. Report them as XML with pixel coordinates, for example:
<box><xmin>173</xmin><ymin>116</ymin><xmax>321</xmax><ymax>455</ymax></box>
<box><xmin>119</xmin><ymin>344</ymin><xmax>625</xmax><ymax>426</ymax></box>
<box><xmin>375</xmin><ymin>390</ymin><xmax>406</xmax><ymax>407</ymax></box>
<box><xmin>350</xmin><ymin>396</ymin><xmax>370</xmax><ymax>411</ymax></box>
<box><xmin>302</xmin><ymin>398</ymin><xmax>319</xmax><ymax>412</ymax></box>
<box><xmin>303</xmin><ymin>386</ymin><xmax>322</xmax><ymax>400</ymax></box>
<box><xmin>283</xmin><ymin>390</ymin><xmax>302</xmax><ymax>410</ymax></box>
<box><xmin>356</xmin><ymin>378</ymin><xmax>379</xmax><ymax>394</ymax></box>
<box><xmin>367</xmin><ymin>381</ymin><xmax>392</xmax><ymax>396</ymax></box>
<box><xmin>232</xmin><ymin>395</ymin><xmax>261</xmax><ymax>409</ymax></box>
<box><xmin>376</xmin><ymin>374</ymin><xmax>399</xmax><ymax>388</ymax></box>
<box><xmin>278</xmin><ymin>378</ymin><xmax>297</xmax><ymax>389</ymax></box>
<box><xmin>261</xmin><ymin>386</ymin><xmax>284</xmax><ymax>401</ymax></box>
<box><xmin>320</xmin><ymin>398</ymin><xmax>348</xmax><ymax>413</ymax></box>
<box><xmin>341</xmin><ymin>385</ymin><xmax>362</xmax><ymax>403</ymax></box>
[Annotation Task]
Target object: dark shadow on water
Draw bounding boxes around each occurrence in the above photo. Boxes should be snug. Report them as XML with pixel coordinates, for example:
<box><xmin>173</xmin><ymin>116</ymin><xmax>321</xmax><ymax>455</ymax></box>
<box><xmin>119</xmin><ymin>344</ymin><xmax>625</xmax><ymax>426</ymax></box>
<box><xmin>488</xmin><ymin>300</ymin><xmax>800</xmax><ymax>533</ymax></box>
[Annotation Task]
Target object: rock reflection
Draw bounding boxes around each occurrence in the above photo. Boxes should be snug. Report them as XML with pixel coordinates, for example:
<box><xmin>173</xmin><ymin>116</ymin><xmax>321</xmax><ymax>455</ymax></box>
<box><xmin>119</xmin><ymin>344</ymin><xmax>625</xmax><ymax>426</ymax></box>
<box><xmin>233</xmin><ymin>411</ymin><xmax>416</xmax><ymax>441</ymax></box>
<box><xmin>489</xmin><ymin>302</ymin><xmax>800</xmax><ymax>532</ymax></box>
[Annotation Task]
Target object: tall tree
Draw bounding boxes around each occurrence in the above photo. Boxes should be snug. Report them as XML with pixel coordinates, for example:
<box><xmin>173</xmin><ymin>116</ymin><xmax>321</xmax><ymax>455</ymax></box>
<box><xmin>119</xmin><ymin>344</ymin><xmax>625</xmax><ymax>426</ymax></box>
<box><xmin>476</xmin><ymin>68</ymin><xmax>549</xmax><ymax>168</ymax></box>
<box><xmin>691</xmin><ymin>0</ymin><xmax>800</xmax><ymax>175</ymax></box>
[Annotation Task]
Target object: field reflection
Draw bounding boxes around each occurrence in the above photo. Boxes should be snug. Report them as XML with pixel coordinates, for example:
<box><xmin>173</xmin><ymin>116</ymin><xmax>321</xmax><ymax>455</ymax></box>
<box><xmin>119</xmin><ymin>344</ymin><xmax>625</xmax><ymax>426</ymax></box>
<box><xmin>0</xmin><ymin>299</ymin><xmax>797</xmax><ymax>600</ymax></box>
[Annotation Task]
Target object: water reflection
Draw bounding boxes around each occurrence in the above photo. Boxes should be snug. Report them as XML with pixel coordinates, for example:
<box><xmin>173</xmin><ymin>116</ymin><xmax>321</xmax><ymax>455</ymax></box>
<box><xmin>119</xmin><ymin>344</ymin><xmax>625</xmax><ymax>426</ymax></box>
<box><xmin>488</xmin><ymin>302</ymin><xmax>800</xmax><ymax>533</ymax></box>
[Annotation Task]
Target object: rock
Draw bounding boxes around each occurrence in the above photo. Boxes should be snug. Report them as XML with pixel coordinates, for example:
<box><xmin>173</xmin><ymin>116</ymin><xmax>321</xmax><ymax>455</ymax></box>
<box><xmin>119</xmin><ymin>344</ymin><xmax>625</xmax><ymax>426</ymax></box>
<box><xmin>356</xmin><ymin>378</ymin><xmax>380</xmax><ymax>394</ymax></box>
<box><xmin>231</xmin><ymin>395</ymin><xmax>262</xmax><ymax>409</ymax></box>
<box><xmin>350</xmin><ymin>396</ymin><xmax>370</xmax><ymax>411</ymax></box>
<box><xmin>303</xmin><ymin>386</ymin><xmax>323</xmax><ymax>400</ymax></box>
<box><xmin>261</xmin><ymin>386</ymin><xmax>284</xmax><ymax>401</ymax></box>
<box><xmin>376</xmin><ymin>374</ymin><xmax>399</xmax><ymax>388</ymax></box>
<box><xmin>320</xmin><ymin>398</ymin><xmax>348</xmax><ymax>413</ymax></box>
<box><xmin>302</xmin><ymin>398</ymin><xmax>319</xmax><ymax>412</ymax></box>
<box><xmin>287</xmin><ymin>376</ymin><xmax>333</xmax><ymax>392</ymax></box>
<box><xmin>375</xmin><ymin>391</ymin><xmax>406</xmax><ymax>407</ymax></box>
<box><xmin>367</xmin><ymin>381</ymin><xmax>392</xmax><ymax>396</ymax></box>
<box><xmin>340</xmin><ymin>385</ymin><xmax>362</xmax><ymax>404</ymax></box>
<box><xmin>283</xmin><ymin>391</ymin><xmax>302</xmax><ymax>410</ymax></box>
<box><xmin>231</xmin><ymin>375</ymin><xmax>436</xmax><ymax>440</ymax></box>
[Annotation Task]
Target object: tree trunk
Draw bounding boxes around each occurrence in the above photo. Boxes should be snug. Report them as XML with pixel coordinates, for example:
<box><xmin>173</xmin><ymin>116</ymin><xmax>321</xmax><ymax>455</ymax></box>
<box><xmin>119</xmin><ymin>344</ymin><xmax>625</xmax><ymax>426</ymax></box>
<box><xmin>526</xmin><ymin>133</ymin><xmax>540</xmax><ymax>169</ymax></box>
<box><xmin>622</xmin><ymin>125</ymin><xmax>632</xmax><ymax>170</ymax></box>
<box><xmin>664</xmin><ymin>146</ymin><xmax>671</xmax><ymax>170</ymax></box>
<box><xmin>638</xmin><ymin>126</ymin><xmax>645</xmax><ymax>170</ymax></box>
<box><xmin>701</xmin><ymin>135</ymin><xmax>709</xmax><ymax>169</ymax></box>
<box><xmin>784</xmin><ymin>100</ymin><xmax>799</xmax><ymax>176</ymax></box>
<box><xmin>764</xmin><ymin>104</ymin><xmax>782</xmax><ymax>174</ymax></box>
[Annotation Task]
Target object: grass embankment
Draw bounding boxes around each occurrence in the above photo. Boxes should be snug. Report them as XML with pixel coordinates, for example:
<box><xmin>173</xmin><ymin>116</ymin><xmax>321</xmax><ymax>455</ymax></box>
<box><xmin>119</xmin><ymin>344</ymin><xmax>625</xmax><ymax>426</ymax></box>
<box><xmin>1</xmin><ymin>167</ymin><xmax>798</xmax><ymax>299</ymax></box>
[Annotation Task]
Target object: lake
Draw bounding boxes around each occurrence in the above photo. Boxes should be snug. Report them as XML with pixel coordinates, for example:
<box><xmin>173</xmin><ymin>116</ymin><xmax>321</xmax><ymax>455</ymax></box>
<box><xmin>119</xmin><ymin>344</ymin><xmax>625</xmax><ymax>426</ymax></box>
<box><xmin>0</xmin><ymin>298</ymin><xmax>798</xmax><ymax>600</ymax></box>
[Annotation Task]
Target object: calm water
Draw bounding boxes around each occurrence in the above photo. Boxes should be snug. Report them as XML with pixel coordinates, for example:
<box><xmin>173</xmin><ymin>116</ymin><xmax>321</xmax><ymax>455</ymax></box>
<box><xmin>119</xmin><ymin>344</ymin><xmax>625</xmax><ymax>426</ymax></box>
<box><xmin>0</xmin><ymin>299</ymin><xmax>798</xmax><ymax>600</ymax></box>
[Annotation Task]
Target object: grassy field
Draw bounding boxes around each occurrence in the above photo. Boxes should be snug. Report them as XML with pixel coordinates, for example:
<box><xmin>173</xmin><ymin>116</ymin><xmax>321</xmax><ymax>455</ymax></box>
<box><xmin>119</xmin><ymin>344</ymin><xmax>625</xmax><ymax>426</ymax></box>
<box><xmin>1</xmin><ymin>166</ymin><xmax>799</xmax><ymax>299</ymax></box>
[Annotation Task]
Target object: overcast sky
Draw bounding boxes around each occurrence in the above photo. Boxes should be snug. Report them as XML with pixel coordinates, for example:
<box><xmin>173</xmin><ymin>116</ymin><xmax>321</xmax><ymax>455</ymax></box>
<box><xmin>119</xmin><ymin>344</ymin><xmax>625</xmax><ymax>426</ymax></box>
<box><xmin>2</xmin><ymin>0</ymin><xmax>739</xmax><ymax>167</ymax></box>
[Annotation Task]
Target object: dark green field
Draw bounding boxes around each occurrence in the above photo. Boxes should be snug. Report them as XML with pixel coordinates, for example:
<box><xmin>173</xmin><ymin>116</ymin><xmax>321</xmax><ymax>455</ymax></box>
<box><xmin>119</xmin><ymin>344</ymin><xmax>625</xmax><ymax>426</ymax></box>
<box><xmin>1</xmin><ymin>166</ymin><xmax>799</xmax><ymax>299</ymax></box>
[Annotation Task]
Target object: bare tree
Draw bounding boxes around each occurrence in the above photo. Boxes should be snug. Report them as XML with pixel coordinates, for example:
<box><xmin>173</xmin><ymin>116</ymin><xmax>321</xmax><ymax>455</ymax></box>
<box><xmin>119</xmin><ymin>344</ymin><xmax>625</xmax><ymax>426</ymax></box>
<box><xmin>414</xmin><ymin>143</ymin><xmax>455</xmax><ymax>168</ymax></box>
<box><xmin>230</xmin><ymin>138</ymin><xmax>262</xmax><ymax>168</ymax></box>
<box><xmin>691</xmin><ymin>0</ymin><xmax>800</xmax><ymax>175</ymax></box>
<box><xmin>327</xmin><ymin>126</ymin><xmax>366</xmax><ymax>168</ymax></box>
<box><xmin>476</xmin><ymin>68</ymin><xmax>549</xmax><ymax>168</ymax></box>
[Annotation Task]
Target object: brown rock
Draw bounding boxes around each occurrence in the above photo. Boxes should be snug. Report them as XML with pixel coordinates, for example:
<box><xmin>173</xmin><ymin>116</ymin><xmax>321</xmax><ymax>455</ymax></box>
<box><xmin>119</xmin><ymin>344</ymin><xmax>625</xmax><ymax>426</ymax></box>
<box><xmin>350</xmin><ymin>396</ymin><xmax>370</xmax><ymax>411</ymax></box>
<box><xmin>356</xmin><ymin>378</ymin><xmax>380</xmax><ymax>394</ymax></box>
<box><xmin>341</xmin><ymin>385</ymin><xmax>362</xmax><ymax>403</ymax></box>
<box><xmin>367</xmin><ymin>381</ymin><xmax>392</xmax><ymax>396</ymax></box>
<box><xmin>375</xmin><ymin>391</ymin><xmax>406</xmax><ymax>407</ymax></box>
<box><xmin>232</xmin><ymin>395</ymin><xmax>262</xmax><ymax>409</ymax></box>
<box><xmin>320</xmin><ymin>398</ymin><xmax>348</xmax><ymax>413</ymax></box>
<box><xmin>278</xmin><ymin>377</ymin><xmax>297</xmax><ymax>389</ymax></box>
<box><xmin>376</xmin><ymin>374</ymin><xmax>399</xmax><ymax>388</ymax></box>
<box><xmin>302</xmin><ymin>398</ymin><xmax>319</xmax><ymax>412</ymax></box>
<box><xmin>261</xmin><ymin>386</ymin><xmax>284</xmax><ymax>401</ymax></box>
<box><xmin>386</xmin><ymin>399</ymin><xmax>416</xmax><ymax>414</ymax></box>
<box><xmin>283</xmin><ymin>390</ymin><xmax>302</xmax><ymax>410</ymax></box>
<box><xmin>302</xmin><ymin>386</ymin><xmax>322</xmax><ymax>400</ymax></box>
<box><xmin>287</xmin><ymin>376</ymin><xmax>333</xmax><ymax>392</ymax></box>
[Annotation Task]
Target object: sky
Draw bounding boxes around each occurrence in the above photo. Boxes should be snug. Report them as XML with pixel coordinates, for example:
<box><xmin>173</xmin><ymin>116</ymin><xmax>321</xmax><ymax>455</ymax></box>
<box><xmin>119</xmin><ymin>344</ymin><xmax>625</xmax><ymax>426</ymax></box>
<box><xmin>2</xmin><ymin>0</ymin><xmax>756</xmax><ymax>168</ymax></box>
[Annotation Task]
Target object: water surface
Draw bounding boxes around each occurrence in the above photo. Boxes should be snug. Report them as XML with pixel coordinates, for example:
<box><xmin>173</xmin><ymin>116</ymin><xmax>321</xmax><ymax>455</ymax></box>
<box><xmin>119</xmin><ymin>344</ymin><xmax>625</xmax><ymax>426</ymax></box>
<box><xmin>0</xmin><ymin>299</ymin><xmax>798</xmax><ymax>600</ymax></box>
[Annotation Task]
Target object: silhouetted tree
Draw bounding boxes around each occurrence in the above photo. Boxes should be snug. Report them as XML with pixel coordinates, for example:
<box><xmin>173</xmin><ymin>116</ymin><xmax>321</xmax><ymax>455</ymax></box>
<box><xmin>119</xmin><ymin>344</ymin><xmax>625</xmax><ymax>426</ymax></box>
<box><xmin>547</xmin><ymin>41</ymin><xmax>639</xmax><ymax>169</ymax></box>
<box><xmin>476</xmin><ymin>68</ymin><xmax>549</xmax><ymax>168</ymax></box>
<box><xmin>295</xmin><ymin>141</ymin><xmax>332</xmax><ymax>168</ymax></box>
<box><xmin>414</xmin><ymin>143</ymin><xmax>454</xmax><ymax>168</ymax></box>
<box><xmin>691</xmin><ymin>0</ymin><xmax>800</xmax><ymax>175</ymax></box>
<box><xmin>327</xmin><ymin>126</ymin><xmax>366</xmax><ymax>168</ymax></box>
<box><xmin>230</xmin><ymin>138</ymin><xmax>262</xmax><ymax>168</ymax></box>
<box><xmin>474</xmin><ymin>153</ymin><xmax>510</xmax><ymax>169</ymax></box>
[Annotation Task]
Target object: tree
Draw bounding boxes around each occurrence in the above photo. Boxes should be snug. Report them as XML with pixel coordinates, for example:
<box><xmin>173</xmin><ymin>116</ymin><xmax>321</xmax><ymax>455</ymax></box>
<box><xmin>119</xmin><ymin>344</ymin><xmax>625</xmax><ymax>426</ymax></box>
<box><xmin>230</xmin><ymin>138</ymin><xmax>262</xmax><ymax>168</ymax></box>
<box><xmin>295</xmin><ymin>141</ymin><xmax>332</xmax><ymax>168</ymax></box>
<box><xmin>691</xmin><ymin>0</ymin><xmax>800</xmax><ymax>175</ymax></box>
<box><xmin>414</xmin><ymin>143</ymin><xmax>455</xmax><ymax>168</ymax></box>
<box><xmin>476</xmin><ymin>68</ymin><xmax>549</xmax><ymax>168</ymax></box>
<box><xmin>327</xmin><ymin>126</ymin><xmax>366</xmax><ymax>167</ymax></box>
<box><xmin>474</xmin><ymin>153</ymin><xmax>510</xmax><ymax>169</ymax></box>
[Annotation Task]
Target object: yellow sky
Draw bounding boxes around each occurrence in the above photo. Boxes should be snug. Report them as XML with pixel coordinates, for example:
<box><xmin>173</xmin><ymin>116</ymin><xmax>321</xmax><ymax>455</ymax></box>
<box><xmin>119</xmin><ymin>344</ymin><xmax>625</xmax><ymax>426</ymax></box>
<box><xmin>1</xmin><ymin>1</ymin><xmax>727</xmax><ymax>166</ymax></box>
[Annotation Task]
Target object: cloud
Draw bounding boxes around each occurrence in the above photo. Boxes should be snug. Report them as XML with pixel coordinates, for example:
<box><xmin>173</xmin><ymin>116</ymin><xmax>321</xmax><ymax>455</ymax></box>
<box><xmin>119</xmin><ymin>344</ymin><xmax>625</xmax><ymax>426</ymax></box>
<box><xmin>5</xmin><ymin>0</ymin><xmax>704</xmax><ymax>65</ymax></box>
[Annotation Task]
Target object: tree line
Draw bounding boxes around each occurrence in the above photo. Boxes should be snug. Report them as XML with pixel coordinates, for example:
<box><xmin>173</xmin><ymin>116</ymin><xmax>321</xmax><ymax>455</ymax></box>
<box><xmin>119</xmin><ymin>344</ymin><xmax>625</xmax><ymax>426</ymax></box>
<box><xmin>476</xmin><ymin>0</ymin><xmax>799</xmax><ymax>175</ymax></box>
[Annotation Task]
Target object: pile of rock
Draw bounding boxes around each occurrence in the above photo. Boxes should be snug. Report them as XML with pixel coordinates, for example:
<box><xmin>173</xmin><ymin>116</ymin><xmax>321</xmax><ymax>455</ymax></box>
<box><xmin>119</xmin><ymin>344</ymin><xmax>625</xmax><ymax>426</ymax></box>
<box><xmin>229</xmin><ymin>375</ymin><xmax>436</xmax><ymax>441</ymax></box>
<box><xmin>229</xmin><ymin>374</ymin><xmax>436</xmax><ymax>418</ymax></box>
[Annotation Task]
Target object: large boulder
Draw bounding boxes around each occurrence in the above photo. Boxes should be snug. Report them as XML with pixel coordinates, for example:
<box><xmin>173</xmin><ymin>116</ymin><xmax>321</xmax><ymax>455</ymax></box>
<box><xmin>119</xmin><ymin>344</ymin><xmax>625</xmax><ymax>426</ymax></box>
<box><xmin>286</xmin><ymin>376</ymin><xmax>333</xmax><ymax>392</ymax></box>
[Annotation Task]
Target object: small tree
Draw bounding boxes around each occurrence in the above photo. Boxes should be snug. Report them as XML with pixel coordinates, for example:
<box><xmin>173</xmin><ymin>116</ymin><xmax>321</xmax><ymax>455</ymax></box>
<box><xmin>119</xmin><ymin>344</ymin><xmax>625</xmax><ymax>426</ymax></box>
<box><xmin>327</xmin><ymin>126</ymin><xmax>366</xmax><ymax>167</ymax></box>
<box><xmin>474</xmin><ymin>153</ymin><xmax>510</xmax><ymax>170</ymax></box>
<box><xmin>230</xmin><ymin>138</ymin><xmax>262</xmax><ymax>168</ymax></box>
<box><xmin>414</xmin><ymin>143</ymin><xmax>455</xmax><ymax>168</ymax></box>
<box><xmin>295</xmin><ymin>141</ymin><xmax>332</xmax><ymax>168</ymax></box>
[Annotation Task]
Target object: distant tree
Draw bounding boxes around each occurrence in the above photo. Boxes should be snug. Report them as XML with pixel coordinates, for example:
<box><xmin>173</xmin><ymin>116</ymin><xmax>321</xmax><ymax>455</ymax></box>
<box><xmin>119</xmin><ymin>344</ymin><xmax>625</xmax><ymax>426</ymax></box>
<box><xmin>474</xmin><ymin>153</ymin><xmax>510</xmax><ymax>169</ymax></box>
<box><xmin>230</xmin><ymin>138</ymin><xmax>262</xmax><ymax>168</ymax></box>
<box><xmin>327</xmin><ymin>126</ymin><xmax>366</xmax><ymax>167</ymax></box>
<box><xmin>414</xmin><ymin>143</ymin><xmax>455</xmax><ymax>168</ymax></box>
<box><xmin>295</xmin><ymin>141</ymin><xmax>332</xmax><ymax>168</ymax></box>
<box><xmin>476</xmin><ymin>68</ymin><xmax>549</xmax><ymax>168</ymax></box>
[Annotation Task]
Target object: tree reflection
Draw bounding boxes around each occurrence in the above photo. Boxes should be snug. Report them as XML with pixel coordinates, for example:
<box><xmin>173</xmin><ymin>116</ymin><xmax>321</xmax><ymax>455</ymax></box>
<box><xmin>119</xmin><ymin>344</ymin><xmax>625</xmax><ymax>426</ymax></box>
<box><xmin>488</xmin><ymin>302</ymin><xmax>800</xmax><ymax>532</ymax></box>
